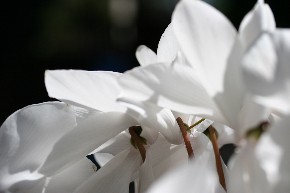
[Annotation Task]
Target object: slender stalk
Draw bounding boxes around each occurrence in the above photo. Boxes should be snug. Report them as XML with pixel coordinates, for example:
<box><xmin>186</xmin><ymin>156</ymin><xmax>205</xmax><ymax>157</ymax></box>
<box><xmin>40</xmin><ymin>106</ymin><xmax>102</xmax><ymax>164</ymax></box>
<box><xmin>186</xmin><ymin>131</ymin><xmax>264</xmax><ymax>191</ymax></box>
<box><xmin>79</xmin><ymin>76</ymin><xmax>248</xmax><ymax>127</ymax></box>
<box><xmin>208</xmin><ymin>125</ymin><xmax>227</xmax><ymax>191</ymax></box>
<box><xmin>176</xmin><ymin>117</ymin><xmax>194</xmax><ymax>158</ymax></box>
<box><xmin>129</xmin><ymin>126</ymin><xmax>146</xmax><ymax>162</ymax></box>
<box><xmin>188</xmin><ymin>118</ymin><xmax>205</xmax><ymax>130</ymax></box>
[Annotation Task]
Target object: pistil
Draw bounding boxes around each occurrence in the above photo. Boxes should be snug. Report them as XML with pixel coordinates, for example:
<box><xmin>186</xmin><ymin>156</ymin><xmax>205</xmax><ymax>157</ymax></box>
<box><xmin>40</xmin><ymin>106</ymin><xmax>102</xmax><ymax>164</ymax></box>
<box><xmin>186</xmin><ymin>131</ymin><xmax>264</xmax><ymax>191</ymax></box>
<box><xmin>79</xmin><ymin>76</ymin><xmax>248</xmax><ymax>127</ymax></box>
<box><xmin>129</xmin><ymin>126</ymin><xmax>146</xmax><ymax>162</ymax></box>
<box><xmin>208</xmin><ymin>125</ymin><xmax>226</xmax><ymax>191</ymax></box>
<box><xmin>176</xmin><ymin>117</ymin><xmax>194</xmax><ymax>159</ymax></box>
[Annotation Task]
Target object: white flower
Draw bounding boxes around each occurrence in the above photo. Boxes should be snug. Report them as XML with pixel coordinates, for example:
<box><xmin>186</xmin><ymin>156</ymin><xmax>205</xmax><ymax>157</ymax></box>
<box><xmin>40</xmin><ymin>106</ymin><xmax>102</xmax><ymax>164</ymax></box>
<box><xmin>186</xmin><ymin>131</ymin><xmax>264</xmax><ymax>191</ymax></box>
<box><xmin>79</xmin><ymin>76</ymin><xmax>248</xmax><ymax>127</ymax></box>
<box><xmin>0</xmin><ymin>102</ymin><xmax>94</xmax><ymax>192</ymax></box>
<box><xmin>145</xmin><ymin>134</ymin><xmax>227</xmax><ymax>193</ymax></box>
<box><xmin>242</xmin><ymin>29</ymin><xmax>290</xmax><ymax>115</ymax></box>
<box><xmin>118</xmin><ymin>0</ymin><xmax>274</xmax><ymax>141</ymax></box>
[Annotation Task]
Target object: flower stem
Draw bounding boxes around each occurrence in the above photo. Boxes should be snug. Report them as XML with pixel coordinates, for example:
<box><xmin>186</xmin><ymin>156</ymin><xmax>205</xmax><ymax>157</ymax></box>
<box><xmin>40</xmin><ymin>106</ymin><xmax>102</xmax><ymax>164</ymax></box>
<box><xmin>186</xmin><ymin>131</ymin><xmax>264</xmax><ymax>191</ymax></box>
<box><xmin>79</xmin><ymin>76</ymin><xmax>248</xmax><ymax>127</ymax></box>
<box><xmin>208</xmin><ymin>125</ymin><xmax>226</xmax><ymax>191</ymax></box>
<box><xmin>176</xmin><ymin>117</ymin><xmax>194</xmax><ymax>159</ymax></box>
<box><xmin>129</xmin><ymin>126</ymin><xmax>146</xmax><ymax>162</ymax></box>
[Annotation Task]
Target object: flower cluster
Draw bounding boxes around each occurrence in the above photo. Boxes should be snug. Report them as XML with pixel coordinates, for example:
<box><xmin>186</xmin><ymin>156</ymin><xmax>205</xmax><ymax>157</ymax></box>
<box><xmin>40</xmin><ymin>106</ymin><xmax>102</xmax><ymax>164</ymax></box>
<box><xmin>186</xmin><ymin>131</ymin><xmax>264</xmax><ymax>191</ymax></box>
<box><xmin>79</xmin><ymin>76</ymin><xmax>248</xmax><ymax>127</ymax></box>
<box><xmin>1</xmin><ymin>0</ymin><xmax>290</xmax><ymax>193</ymax></box>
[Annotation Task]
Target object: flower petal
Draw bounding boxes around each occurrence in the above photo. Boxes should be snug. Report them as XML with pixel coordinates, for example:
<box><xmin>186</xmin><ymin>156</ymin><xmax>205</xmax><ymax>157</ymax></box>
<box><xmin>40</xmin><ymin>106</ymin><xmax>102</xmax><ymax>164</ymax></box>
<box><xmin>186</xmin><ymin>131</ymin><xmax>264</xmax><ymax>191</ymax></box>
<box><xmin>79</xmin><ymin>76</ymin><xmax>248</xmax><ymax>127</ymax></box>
<box><xmin>93</xmin><ymin>153</ymin><xmax>114</xmax><ymax>167</ymax></box>
<box><xmin>236</xmin><ymin>97</ymin><xmax>271</xmax><ymax>140</ymax></box>
<box><xmin>150</xmin><ymin>135</ymin><xmax>187</xmax><ymax>179</ymax></box>
<box><xmin>157</xmin><ymin>23</ymin><xmax>180</xmax><ymax>64</ymax></box>
<box><xmin>43</xmin><ymin>158</ymin><xmax>96</xmax><ymax>193</ymax></box>
<box><xmin>172</xmin><ymin>0</ymin><xmax>236</xmax><ymax>96</ymax></box>
<box><xmin>147</xmin><ymin>146</ymin><xmax>223</xmax><ymax>193</ymax></box>
<box><xmin>45</xmin><ymin>70</ymin><xmax>126</xmax><ymax>112</ymax></box>
<box><xmin>0</xmin><ymin>102</ymin><xmax>76</xmax><ymax>190</ymax></box>
<box><xmin>138</xmin><ymin>149</ymin><xmax>155</xmax><ymax>193</ymax></box>
<box><xmin>39</xmin><ymin>112</ymin><xmax>137</xmax><ymax>176</ymax></box>
<box><xmin>93</xmin><ymin>131</ymin><xmax>131</xmax><ymax>155</ymax></box>
<box><xmin>239</xmin><ymin>0</ymin><xmax>275</xmax><ymax>49</ymax></box>
<box><xmin>228</xmin><ymin>143</ymin><xmax>268</xmax><ymax>193</ymax></box>
<box><xmin>243</xmin><ymin>30</ymin><xmax>290</xmax><ymax>114</ymax></box>
<box><xmin>242</xmin><ymin>33</ymin><xmax>277</xmax><ymax>95</ymax></box>
<box><xmin>73</xmin><ymin>148</ymin><xmax>142</xmax><ymax>193</ymax></box>
<box><xmin>120</xmin><ymin>99</ymin><xmax>182</xmax><ymax>145</ymax></box>
<box><xmin>119</xmin><ymin>62</ymin><xmax>227</xmax><ymax>123</ymax></box>
<box><xmin>255</xmin><ymin>115</ymin><xmax>290</xmax><ymax>192</ymax></box>
<box><xmin>136</xmin><ymin>45</ymin><xmax>157</xmax><ymax>66</ymax></box>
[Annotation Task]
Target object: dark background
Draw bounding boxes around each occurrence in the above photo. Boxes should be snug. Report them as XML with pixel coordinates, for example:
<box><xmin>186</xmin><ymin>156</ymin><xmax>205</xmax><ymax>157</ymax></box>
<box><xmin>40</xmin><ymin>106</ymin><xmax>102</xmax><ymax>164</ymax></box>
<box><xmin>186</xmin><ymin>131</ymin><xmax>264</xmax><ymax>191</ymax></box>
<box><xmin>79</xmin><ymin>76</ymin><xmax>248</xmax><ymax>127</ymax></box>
<box><xmin>1</xmin><ymin>0</ymin><xmax>290</xmax><ymax>124</ymax></box>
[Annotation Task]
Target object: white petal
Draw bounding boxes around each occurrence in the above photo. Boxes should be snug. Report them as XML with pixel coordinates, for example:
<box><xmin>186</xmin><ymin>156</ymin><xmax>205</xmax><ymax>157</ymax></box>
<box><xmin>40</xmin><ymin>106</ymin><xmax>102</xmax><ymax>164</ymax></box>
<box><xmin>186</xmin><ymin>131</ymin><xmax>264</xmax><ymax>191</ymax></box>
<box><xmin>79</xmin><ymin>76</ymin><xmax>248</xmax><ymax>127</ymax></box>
<box><xmin>220</xmin><ymin>39</ymin><xmax>247</xmax><ymax>127</ymax></box>
<box><xmin>246</xmin><ymin>30</ymin><xmax>290</xmax><ymax>114</ymax></box>
<box><xmin>93</xmin><ymin>131</ymin><xmax>131</xmax><ymax>155</ymax></box>
<box><xmin>212</xmin><ymin>122</ymin><xmax>235</xmax><ymax>146</ymax></box>
<box><xmin>147</xmin><ymin>147</ymin><xmax>223</xmax><ymax>193</ymax></box>
<box><xmin>93</xmin><ymin>153</ymin><xmax>114</xmax><ymax>167</ymax></box>
<box><xmin>239</xmin><ymin>0</ymin><xmax>275</xmax><ymax>49</ymax></box>
<box><xmin>136</xmin><ymin>45</ymin><xmax>157</xmax><ymax>66</ymax></box>
<box><xmin>255</xmin><ymin>115</ymin><xmax>290</xmax><ymax>192</ymax></box>
<box><xmin>45</xmin><ymin>70</ymin><xmax>126</xmax><ymax>112</ymax></box>
<box><xmin>121</xmin><ymin>100</ymin><xmax>182</xmax><ymax>145</ymax></box>
<box><xmin>73</xmin><ymin>148</ymin><xmax>142</xmax><ymax>193</ymax></box>
<box><xmin>119</xmin><ymin>62</ymin><xmax>226</xmax><ymax>123</ymax></box>
<box><xmin>228</xmin><ymin>143</ymin><xmax>268</xmax><ymax>193</ymax></box>
<box><xmin>1</xmin><ymin>169</ymin><xmax>44</xmax><ymax>193</ymax></box>
<box><xmin>0</xmin><ymin>102</ymin><xmax>76</xmax><ymax>190</ymax></box>
<box><xmin>237</xmin><ymin>97</ymin><xmax>271</xmax><ymax>140</ymax></box>
<box><xmin>150</xmin><ymin>135</ymin><xmax>187</xmax><ymax>179</ymax></box>
<box><xmin>157</xmin><ymin>23</ymin><xmax>180</xmax><ymax>64</ymax></box>
<box><xmin>44</xmin><ymin>158</ymin><xmax>96</xmax><ymax>193</ymax></box>
<box><xmin>39</xmin><ymin>112</ymin><xmax>137</xmax><ymax>176</ymax></box>
<box><xmin>172</xmin><ymin>0</ymin><xmax>236</xmax><ymax>96</ymax></box>
<box><xmin>138</xmin><ymin>149</ymin><xmax>155</xmax><ymax>193</ymax></box>
<box><xmin>242</xmin><ymin>33</ymin><xmax>277</xmax><ymax>95</ymax></box>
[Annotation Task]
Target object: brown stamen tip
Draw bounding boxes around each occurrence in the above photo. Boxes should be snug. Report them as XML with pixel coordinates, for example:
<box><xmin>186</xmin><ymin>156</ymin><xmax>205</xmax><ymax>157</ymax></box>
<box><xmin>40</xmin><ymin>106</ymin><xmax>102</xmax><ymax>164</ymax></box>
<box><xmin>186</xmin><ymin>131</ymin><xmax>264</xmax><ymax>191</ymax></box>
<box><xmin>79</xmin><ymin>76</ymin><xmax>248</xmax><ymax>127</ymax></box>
<box><xmin>208</xmin><ymin>125</ymin><xmax>227</xmax><ymax>191</ymax></box>
<box><xmin>129</xmin><ymin>126</ymin><xmax>146</xmax><ymax>162</ymax></box>
<box><xmin>176</xmin><ymin>117</ymin><xmax>194</xmax><ymax>159</ymax></box>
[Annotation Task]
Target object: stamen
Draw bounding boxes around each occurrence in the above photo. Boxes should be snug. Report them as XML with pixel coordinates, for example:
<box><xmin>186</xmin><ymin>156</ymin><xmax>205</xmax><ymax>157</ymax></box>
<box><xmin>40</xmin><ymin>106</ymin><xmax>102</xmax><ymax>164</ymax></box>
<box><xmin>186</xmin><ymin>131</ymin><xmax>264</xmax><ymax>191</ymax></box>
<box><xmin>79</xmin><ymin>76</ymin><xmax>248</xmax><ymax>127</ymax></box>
<box><xmin>188</xmin><ymin>118</ymin><xmax>205</xmax><ymax>130</ymax></box>
<box><xmin>129</xmin><ymin>126</ymin><xmax>146</xmax><ymax>162</ymax></box>
<box><xmin>208</xmin><ymin>125</ymin><xmax>226</xmax><ymax>191</ymax></box>
<box><xmin>176</xmin><ymin>117</ymin><xmax>194</xmax><ymax>158</ymax></box>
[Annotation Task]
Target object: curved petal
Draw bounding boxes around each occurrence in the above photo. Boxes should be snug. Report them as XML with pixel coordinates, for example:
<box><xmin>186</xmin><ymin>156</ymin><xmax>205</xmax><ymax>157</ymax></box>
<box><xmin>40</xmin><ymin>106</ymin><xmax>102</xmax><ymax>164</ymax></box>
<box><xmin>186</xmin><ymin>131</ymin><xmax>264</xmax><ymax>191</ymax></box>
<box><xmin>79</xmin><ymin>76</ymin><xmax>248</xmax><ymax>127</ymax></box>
<box><xmin>243</xmin><ymin>30</ymin><xmax>290</xmax><ymax>114</ymax></box>
<box><xmin>157</xmin><ymin>23</ymin><xmax>180</xmax><ymax>64</ymax></box>
<box><xmin>150</xmin><ymin>135</ymin><xmax>187</xmax><ymax>179</ymax></box>
<box><xmin>45</xmin><ymin>70</ymin><xmax>126</xmax><ymax>112</ymax></box>
<box><xmin>43</xmin><ymin>158</ymin><xmax>96</xmax><ymax>193</ymax></box>
<box><xmin>228</xmin><ymin>143</ymin><xmax>268</xmax><ymax>193</ymax></box>
<box><xmin>93</xmin><ymin>153</ymin><xmax>114</xmax><ymax>167</ymax></box>
<box><xmin>147</xmin><ymin>147</ymin><xmax>223</xmax><ymax>193</ymax></box>
<box><xmin>39</xmin><ymin>112</ymin><xmax>137</xmax><ymax>176</ymax></box>
<box><xmin>255</xmin><ymin>115</ymin><xmax>290</xmax><ymax>192</ymax></box>
<box><xmin>172</xmin><ymin>0</ymin><xmax>236</xmax><ymax>96</ymax></box>
<box><xmin>136</xmin><ymin>45</ymin><xmax>157</xmax><ymax>66</ymax></box>
<box><xmin>212</xmin><ymin>122</ymin><xmax>235</xmax><ymax>147</ymax></box>
<box><xmin>138</xmin><ymin>149</ymin><xmax>155</xmax><ymax>193</ymax></box>
<box><xmin>242</xmin><ymin>33</ymin><xmax>278</xmax><ymax>95</ymax></box>
<box><xmin>73</xmin><ymin>148</ymin><xmax>142</xmax><ymax>193</ymax></box>
<box><xmin>118</xmin><ymin>62</ymin><xmax>227</xmax><ymax>124</ymax></box>
<box><xmin>120</xmin><ymin>100</ymin><xmax>182</xmax><ymax>145</ymax></box>
<box><xmin>236</xmin><ymin>97</ymin><xmax>271</xmax><ymax>140</ymax></box>
<box><xmin>0</xmin><ymin>102</ymin><xmax>76</xmax><ymax>191</ymax></box>
<box><xmin>93</xmin><ymin>131</ymin><xmax>131</xmax><ymax>155</ymax></box>
<box><xmin>239</xmin><ymin>0</ymin><xmax>275</xmax><ymax>49</ymax></box>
